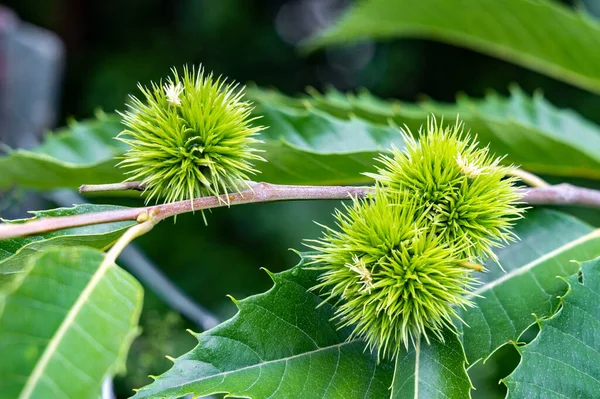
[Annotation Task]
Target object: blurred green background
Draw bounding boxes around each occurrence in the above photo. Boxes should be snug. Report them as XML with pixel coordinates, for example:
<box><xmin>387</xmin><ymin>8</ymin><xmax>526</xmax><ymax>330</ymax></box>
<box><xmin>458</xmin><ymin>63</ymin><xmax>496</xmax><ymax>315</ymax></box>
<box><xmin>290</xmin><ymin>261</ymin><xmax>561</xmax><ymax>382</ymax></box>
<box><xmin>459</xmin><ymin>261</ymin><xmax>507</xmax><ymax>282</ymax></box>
<box><xmin>2</xmin><ymin>0</ymin><xmax>600</xmax><ymax>397</ymax></box>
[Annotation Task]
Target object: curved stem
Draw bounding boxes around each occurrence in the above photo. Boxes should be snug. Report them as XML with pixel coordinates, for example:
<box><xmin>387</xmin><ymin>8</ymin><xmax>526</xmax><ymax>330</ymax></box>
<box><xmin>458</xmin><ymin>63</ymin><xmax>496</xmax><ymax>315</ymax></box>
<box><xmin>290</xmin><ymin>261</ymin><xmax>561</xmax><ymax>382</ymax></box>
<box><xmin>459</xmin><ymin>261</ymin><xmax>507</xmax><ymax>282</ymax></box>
<box><xmin>508</xmin><ymin>168</ymin><xmax>550</xmax><ymax>188</ymax></box>
<box><xmin>119</xmin><ymin>244</ymin><xmax>220</xmax><ymax>330</ymax></box>
<box><xmin>102</xmin><ymin>215</ymin><xmax>156</xmax><ymax>268</ymax></box>
<box><xmin>46</xmin><ymin>189</ymin><xmax>220</xmax><ymax>330</ymax></box>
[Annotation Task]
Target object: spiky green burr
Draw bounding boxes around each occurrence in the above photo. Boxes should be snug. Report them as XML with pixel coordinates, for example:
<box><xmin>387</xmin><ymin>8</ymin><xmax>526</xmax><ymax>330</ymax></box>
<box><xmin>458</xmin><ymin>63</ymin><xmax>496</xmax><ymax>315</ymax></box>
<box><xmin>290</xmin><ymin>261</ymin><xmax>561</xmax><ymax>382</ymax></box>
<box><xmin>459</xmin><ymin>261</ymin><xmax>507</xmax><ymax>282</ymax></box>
<box><xmin>306</xmin><ymin>187</ymin><xmax>475</xmax><ymax>360</ymax></box>
<box><xmin>117</xmin><ymin>66</ymin><xmax>265</xmax><ymax>205</ymax></box>
<box><xmin>368</xmin><ymin>118</ymin><xmax>524</xmax><ymax>263</ymax></box>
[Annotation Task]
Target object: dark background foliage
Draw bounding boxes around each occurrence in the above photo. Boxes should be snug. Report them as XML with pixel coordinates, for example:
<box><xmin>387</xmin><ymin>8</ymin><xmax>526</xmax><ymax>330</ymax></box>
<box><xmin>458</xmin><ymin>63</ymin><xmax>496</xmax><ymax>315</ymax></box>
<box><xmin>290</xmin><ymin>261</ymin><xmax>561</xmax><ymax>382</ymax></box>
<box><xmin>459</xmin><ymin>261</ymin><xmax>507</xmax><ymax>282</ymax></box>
<box><xmin>2</xmin><ymin>0</ymin><xmax>599</xmax><ymax>397</ymax></box>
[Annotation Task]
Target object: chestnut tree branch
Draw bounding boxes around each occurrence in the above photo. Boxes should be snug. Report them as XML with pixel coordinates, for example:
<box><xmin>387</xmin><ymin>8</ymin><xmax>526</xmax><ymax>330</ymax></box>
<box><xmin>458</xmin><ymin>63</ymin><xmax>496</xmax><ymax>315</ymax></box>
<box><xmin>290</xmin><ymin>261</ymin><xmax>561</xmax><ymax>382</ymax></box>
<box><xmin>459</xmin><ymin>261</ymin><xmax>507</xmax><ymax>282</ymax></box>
<box><xmin>520</xmin><ymin>183</ymin><xmax>600</xmax><ymax>207</ymax></box>
<box><xmin>1</xmin><ymin>182</ymin><xmax>600</xmax><ymax>240</ymax></box>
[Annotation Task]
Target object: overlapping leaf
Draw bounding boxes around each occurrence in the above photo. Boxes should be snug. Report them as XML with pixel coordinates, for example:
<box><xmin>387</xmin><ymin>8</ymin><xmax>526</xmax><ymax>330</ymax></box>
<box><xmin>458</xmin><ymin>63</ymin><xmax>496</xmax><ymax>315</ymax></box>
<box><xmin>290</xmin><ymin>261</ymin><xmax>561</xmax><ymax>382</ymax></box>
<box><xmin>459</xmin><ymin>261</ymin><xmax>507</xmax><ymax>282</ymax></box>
<box><xmin>131</xmin><ymin>254</ymin><xmax>469</xmax><ymax>399</ymax></box>
<box><xmin>457</xmin><ymin>209</ymin><xmax>600</xmax><ymax>364</ymax></box>
<box><xmin>0</xmin><ymin>204</ymin><xmax>136</xmax><ymax>288</ymax></box>
<box><xmin>2</xmin><ymin>87</ymin><xmax>600</xmax><ymax>190</ymax></box>
<box><xmin>133</xmin><ymin>208</ymin><xmax>599</xmax><ymax>399</ymax></box>
<box><xmin>0</xmin><ymin>246</ymin><xmax>143</xmax><ymax>399</ymax></box>
<box><xmin>504</xmin><ymin>257</ymin><xmax>600</xmax><ymax>398</ymax></box>
<box><xmin>250</xmin><ymin>87</ymin><xmax>600</xmax><ymax>181</ymax></box>
<box><xmin>0</xmin><ymin>113</ymin><xmax>125</xmax><ymax>190</ymax></box>
<box><xmin>306</xmin><ymin>0</ymin><xmax>600</xmax><ymax>93</ymax></box>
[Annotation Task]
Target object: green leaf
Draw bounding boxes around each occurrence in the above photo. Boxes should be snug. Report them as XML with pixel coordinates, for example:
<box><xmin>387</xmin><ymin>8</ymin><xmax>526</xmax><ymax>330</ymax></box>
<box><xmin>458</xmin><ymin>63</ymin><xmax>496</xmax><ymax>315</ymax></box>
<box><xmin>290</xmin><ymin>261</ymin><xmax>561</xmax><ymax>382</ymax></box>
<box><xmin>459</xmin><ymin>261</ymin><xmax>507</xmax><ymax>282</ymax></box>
<box><xmin>0</xmin><ymin>246</ymin><xmax>143</xmax><ymax>399</ymax></box>
<box><xmin>256</xmin><ymin>103</ymin><xmax>403</xmax><ymax>184</ymax></box>
<box><xmin>306</xmin><ymin>0</ymin><xmax>600</xmax><ymax>93</ymax></box>
<box><xmin>458</xmin><ymin>209</ymin><xmax>600</xmax><ymax>364</ymax></box>
<box><xmin>131</xmin><ymin>255</ymin><xmax>472</xmax><ymax>399</ymax></box>
<box><xmin>250</xmin><ymin>87</ymin><xmax>600</xmax><ymax>181</ymax></box>
<box><xmin>503</xmin><ymin>257</ymin><xmax>600</xmax><ymax>398</ymax></box>
<box><xmin>0</xmin><ymin>106</ymin><xmax>403</xmax><ymax>188</ymax></box>
<box><xmin>391</xmin><ymin>332</ymin><xmax>471</xmax><ymax>398</ymax></box>
<box><xmin>0</xmin><ymin>204</ymin><xmax>136</xmax><ymax>288</ymax></box>
<box><xmin>133</xmin><ymin>209</ymin><xmax>599</xmax><ymax>399</ymax></box>
<box><xmin>0</xmin><ymin>113</ymin><xmax>125</xmax><ymax>190</ymax></box>
<box><xmin>6</xmin><ymin>79</ymin><xmax>600</xmax><ymax>191</ymax></box>
<box><xmin>3</xmin><ymin>85</ymin><xmax>600</xmax><ymax>190</ymax></box>
<box><xmin>131</xmin><ymin>258</ymin><xmax>397</xmax><ymax>399</ymax></box>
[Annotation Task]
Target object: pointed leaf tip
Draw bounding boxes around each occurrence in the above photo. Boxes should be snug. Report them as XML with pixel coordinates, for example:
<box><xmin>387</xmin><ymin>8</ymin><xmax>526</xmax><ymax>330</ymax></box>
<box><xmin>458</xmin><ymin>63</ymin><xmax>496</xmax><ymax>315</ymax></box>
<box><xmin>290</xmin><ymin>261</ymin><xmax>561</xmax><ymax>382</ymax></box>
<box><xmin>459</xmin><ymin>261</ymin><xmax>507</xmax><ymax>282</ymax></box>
<box><xmin>259</xmin><ymin>267</ymin><xmax>275</xmax><ymax>281</ymax></box>
<box><xmin>226</xmin><ymin>294</ymin><xmax>240</xmax><ymax>307</ymax></box>
<box><xmin>288</xmin><ymin>248</ymin><xmax>302</xmax><ymax>259</ymax></box>
<box><xmin>186</xmin><ymin>328</ymin><xmax>199</xmax><ymax>337</ymax></box>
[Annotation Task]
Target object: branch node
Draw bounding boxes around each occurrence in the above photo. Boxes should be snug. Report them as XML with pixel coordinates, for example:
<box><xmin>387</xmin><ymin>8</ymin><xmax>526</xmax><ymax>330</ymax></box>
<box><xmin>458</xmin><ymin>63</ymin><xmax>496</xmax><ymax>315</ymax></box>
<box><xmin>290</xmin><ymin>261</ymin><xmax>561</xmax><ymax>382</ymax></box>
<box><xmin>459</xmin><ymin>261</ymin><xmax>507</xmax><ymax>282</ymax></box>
<box><xmin>136</xmin><ymin>211</ymin><xmax>150</xmax><ymax>223</ymax></box>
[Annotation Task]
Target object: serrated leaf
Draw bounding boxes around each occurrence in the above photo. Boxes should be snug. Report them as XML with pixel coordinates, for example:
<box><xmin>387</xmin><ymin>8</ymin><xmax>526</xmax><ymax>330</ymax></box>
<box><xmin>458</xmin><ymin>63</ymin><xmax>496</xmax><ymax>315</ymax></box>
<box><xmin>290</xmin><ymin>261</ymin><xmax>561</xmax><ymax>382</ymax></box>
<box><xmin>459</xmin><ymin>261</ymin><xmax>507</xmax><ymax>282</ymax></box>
<box><xmin>503</xmin><ymin>257</ymin><xmax>600</xmax><ymax>398</ymax></box>
<box><xmin>256</xmin><ymin>105</ymin><xmax>404</xmax><ymax>184</ymax></box>
<box><xmin>0</xmin><ymin>114</ymin><xmax>126</xmax><ymax>190</ymax></box>
<box><xmin>4</xmin><ymin>84</ymin><xmax>600</xmax><ymax>190</ymax></box>
<box><xmin>131</xmin><ymin>260</ymin><xmax>396</xmax><ymax>399</ymax></box>
<box><xmin>250</xmin><ymin>86</ymin><xmax>600</xmax><ymax>181</ymax></box>
<box><xmin>306</xmin><ymin>0</ymin><xmax>600</xmax><ymax>93</ymax></box>
<box><xmin>0</xmin><ymin>246</ymin><xmax>143</xmax><ymax>399</ymax></box>
<box><xmin>458</xmin><ymin>209</ymin><xmax>600</xmax><ymax>364</ymax></box>
<box><xmin>133</xmin><ymin>209</ymin><xmax>599</xmax><ymax>399</ymax></box>
<box><xmin>131</xmin><ymin>256</ymin><xmax>472</xmax><ymax>399</ymax></box>
<box><xmin>0</xmin><ymin>204</ymin><xmax>136</xmax><ymax>288</ymax></box>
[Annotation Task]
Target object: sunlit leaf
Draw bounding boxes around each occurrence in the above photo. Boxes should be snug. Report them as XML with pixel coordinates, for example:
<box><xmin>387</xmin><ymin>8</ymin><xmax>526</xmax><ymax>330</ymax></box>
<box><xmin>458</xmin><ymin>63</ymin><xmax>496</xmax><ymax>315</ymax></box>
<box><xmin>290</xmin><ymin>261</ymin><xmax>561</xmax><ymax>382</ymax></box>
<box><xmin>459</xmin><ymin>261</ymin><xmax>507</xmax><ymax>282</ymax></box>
<box><xmin>306</xmin><ymin>0</ymin><xmax>600</xmax><ymax>93</ymax></box>
<box><xmin>0</xmin><ymin>246</ymin><xmax>143</xmax><ymax>399</ymax></box>
<box><xmin>133</xmin><ymin>209</ymin><xmax>599</xmax><ymax>398</ymax></box>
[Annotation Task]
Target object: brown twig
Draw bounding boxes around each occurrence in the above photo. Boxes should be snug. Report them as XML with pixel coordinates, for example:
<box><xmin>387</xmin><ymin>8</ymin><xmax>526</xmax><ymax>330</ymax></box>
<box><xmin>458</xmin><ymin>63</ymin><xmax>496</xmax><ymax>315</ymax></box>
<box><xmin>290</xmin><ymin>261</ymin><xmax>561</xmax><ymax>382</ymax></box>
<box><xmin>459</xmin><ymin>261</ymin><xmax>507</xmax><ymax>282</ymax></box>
<box><xmin>519</xmin><ymin>183</ymin><xmax>600</xmax><ymax>207</ymax></box>
<box><xmin>0</xmin><ymin>208</ymin><xmax>146</xmax><ymax>239</ymax></box>
<box><xmin>1</xmin><ymin>182</ymin><xmax>600</xmax><ymax>241</ymax></box>
<box><xmin>0</xmin><ymin>184</ymin><xmax>368</xmax><ymax>240</ymax></box>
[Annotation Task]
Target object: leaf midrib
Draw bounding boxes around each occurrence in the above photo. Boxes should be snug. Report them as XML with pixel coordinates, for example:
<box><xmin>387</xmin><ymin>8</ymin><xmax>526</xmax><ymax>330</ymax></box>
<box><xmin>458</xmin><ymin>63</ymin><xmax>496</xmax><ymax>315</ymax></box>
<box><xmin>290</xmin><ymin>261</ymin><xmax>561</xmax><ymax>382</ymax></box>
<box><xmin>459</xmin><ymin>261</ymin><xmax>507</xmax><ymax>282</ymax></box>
<box><xmin>471</xmin><ymin>228</ymin><xmax>600</xmax><ymax>298</ymax></box>
<box><xmin>165</xmin><ymin>339</ymin><xmax>360</xmax><ymax>394</ymax></box>
<box><xmin>387</xmin><ymin>336</ymin><xmax>425</xmax><ymax>399</ymax></box>
<box><xmin>18</xmin><ymin>257</ymin><xmax>114</xmax><ymax>399</ymax></box>
<box><xmin>413</xmin><ymin>337</ymin><xmax>420</xmax><ymax>399</ymax></box>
